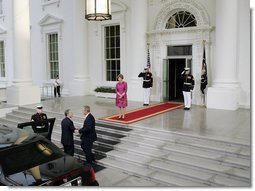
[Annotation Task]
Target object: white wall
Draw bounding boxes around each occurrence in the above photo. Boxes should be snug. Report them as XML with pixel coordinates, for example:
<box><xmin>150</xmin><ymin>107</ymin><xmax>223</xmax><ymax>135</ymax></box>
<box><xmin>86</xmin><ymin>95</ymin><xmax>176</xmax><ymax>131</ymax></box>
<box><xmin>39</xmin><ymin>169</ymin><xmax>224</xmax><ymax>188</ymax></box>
<box><xmin>237</xmin><ymin>0</ymin><xmax>250</xmax><ymax>108</ymax></box>
<box><xmin>0</xmin><ymin>0</ymin><xmax>14</xmax><ymax>87</ymax></box>
<box><xmin>29</xmin><ymin>0</ymin><xmax>76</xmax><ymax>95</ymax></box>
<box><xmin>0</xmin><ymin>0</ymin><xmax>249</xmax><ymax>109</ymax></box>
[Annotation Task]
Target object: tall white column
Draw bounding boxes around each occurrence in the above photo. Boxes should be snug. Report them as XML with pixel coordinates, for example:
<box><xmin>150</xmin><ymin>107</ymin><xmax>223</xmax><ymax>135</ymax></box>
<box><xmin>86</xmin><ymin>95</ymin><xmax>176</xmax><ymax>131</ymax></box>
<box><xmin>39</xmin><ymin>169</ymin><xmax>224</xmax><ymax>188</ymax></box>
<box><xmin>7</xmin><ymin>0</ymin><xmax>40</xmax><ymax>105</ymax></box>
<box><xmin>207</xmin><ymin>0</ymin><xmax>239</xmax><ymax>110</ymax></box>
<box><xmin>128</xmin><ymin>0</ymin><xmax>147</xmax><ymax>102</ymax></box>
<box><xmin>69</xmin><ymin>0</ymin><xmax>90</xmax><ymax>96</ymax></box>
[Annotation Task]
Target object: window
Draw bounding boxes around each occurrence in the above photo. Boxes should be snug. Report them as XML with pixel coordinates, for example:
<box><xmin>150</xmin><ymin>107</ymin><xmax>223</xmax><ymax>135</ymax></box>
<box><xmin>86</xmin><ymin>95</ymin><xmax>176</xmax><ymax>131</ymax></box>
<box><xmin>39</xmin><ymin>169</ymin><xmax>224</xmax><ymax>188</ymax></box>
<box><xmin>166</xmin><ymin>11</ymin><xmax>197</xmax><ymax>29</ymax></box>
<box><xmin>105</xmin><ymin>25</ymin><xmax>120</xmax><ymax>81</ymax></box>
<box><xmin>0</xmin><ymin>41</ymin><xmax>5</xmax><ymax>77</ymax></box>
<box><xmin>0</xmin><ymin>0</ymin><xmax>3</xmax><ymax>15</ymax></box>
<box><xmin>167</xmin><ymin>45</ymin><xmax>192</xmax><ymax>56</ymax></box>
<box><xmin>47</xmin><ymin>33</ymin><xmax>59</xmax><ymax>79</ymax></box>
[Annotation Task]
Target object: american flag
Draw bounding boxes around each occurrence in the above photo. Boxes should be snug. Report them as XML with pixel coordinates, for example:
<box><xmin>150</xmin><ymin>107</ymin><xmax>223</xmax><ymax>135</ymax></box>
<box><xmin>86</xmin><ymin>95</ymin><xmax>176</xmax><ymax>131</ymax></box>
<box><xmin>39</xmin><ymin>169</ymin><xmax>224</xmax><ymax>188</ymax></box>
<box><xmin>200</xmin><ymin>43</ymin><xmax>208</xmax><ymax>94</ymax></box>
<box><xmin>147</xmin><ymin>44</ymin><xmax>151</xmax><ymax>69</ymax></box>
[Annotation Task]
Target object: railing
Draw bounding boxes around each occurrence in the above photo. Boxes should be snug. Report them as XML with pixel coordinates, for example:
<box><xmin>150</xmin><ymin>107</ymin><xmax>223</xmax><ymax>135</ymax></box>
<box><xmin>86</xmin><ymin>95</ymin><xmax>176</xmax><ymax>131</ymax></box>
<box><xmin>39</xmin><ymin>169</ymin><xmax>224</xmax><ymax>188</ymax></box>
<box><xmin>40</xmin><ymin>83</ymin><xmax>54</xmax><ymax>98</ymax></box>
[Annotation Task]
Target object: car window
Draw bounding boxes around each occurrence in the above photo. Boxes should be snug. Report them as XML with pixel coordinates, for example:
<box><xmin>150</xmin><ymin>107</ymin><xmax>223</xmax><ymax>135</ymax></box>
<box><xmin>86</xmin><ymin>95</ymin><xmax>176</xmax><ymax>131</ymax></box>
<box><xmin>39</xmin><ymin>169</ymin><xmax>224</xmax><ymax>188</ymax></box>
<box><xmin>0</xmin><ymin>138</ymin><xmax>65</xmax><ymax>175</ymax></box>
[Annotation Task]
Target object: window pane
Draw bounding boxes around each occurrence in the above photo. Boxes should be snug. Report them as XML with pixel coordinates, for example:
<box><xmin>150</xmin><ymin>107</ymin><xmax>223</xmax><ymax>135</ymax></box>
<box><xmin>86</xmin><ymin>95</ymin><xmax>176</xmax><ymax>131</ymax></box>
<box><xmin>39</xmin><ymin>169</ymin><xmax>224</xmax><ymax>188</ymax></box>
<box><xmin>116</xmin><ymin>48</ymin><xmax>120</xmax><ymax>59</ymax></box>
<box><xmin>105</xmin><ymin>27</ymin><xmax>110</xmax><ymax>37</ymax></box>
<box><xmin>106</xmin><ymin>37</ymin><xmax>110</xmax><ymax>48</ymax></box>
<box><xmin>116</xmin><ymin>37</ymin><xmax>120</xmax><ymax>48</ymax></box>
<box><xmin>167</xmin><ymin>45</ymin><xmax>192</xmax><ymax>56</ymax></box>
<box><xmin>166</xmin><ymin>11</ymin><xmax>197</xmax><ymax>29</ymax></box>
<box><xmin>116</xmin><ymin>25</ymin><xmax>120</xmax><ymax>36</ymax></box>
<box><xmin>48</xmin><ymin>33</ymin><xmax>59</xmax><ymax>79</ymax></box>
<box><xmin>0</xmin><ymin>41</ymin><xmax>5</xmax><ymax>77</ymax></box>
<box><xmin>110</xmin><ymin>26</ymin><xmax>115</xmax><ymax>36</ymax></box>
<box><xmin>110</xmin><ymin>38</ymin><xmax>115</xmax><ymax>48</ymax></box>
<box><xmin>111</xmin><ymin>48</ymin><xmax>115</xmax><ymax>58</ymax></box>
<box><xmin>104</xmin><ymin>25</ymin><xmax>121</xmax><ymax>81</ymax></box>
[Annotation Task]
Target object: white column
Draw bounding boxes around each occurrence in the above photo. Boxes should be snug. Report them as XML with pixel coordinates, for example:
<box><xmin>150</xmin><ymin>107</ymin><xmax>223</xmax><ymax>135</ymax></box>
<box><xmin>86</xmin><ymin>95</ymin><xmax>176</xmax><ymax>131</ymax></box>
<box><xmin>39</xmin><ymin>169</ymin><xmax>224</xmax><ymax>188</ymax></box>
<box><xmin>128</xmin><ymin>0</ymin><xmax>147</xmax><ymax>102</ymax></box>
<box><xmin>69</xmin><ymin>0</ymin><xmax>90</xmax><ymax>96</ymax></box>
<box><xmin>7</xmin><ymin>0</ymin><xmax>40</xmax><ymax>105</ymax></box>
<box><xmin>207</xmin><ymin>0</ymin><xmax>239</xmax><ymax>110</ymax></box>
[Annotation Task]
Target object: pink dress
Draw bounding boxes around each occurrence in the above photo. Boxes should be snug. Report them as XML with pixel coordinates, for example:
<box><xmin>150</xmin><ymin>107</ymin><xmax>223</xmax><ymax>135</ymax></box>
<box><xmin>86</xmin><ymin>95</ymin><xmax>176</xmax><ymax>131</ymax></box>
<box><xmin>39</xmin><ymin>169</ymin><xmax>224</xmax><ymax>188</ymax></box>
<box><xmin>116</xmin><ymin>81</ymin><xmax>128</xmax><ymax>108</ymax></box>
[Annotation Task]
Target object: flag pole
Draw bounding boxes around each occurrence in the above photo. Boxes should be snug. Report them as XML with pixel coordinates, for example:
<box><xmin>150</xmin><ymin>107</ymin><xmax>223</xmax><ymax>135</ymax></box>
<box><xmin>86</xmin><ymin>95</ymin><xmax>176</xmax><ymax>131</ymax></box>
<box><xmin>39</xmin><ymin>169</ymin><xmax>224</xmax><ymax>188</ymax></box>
<box><xmin>202</xmin><ymin>40</ymin><xmax>206</xmax><ymax>107</ymax></box>
<box><xmin>147</xmin><ymin>43</ymin><xmax>151</xmax><ymax>71</ymax></box>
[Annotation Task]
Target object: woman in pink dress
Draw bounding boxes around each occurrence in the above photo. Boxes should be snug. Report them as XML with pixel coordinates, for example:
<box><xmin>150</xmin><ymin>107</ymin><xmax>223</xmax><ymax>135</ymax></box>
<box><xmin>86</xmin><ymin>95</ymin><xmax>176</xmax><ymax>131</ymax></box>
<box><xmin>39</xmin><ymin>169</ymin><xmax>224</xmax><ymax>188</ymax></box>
<box><xmin>115</xmin><ymin>74</ymin><xmax>128</xmax><ymax>120</ymax></box>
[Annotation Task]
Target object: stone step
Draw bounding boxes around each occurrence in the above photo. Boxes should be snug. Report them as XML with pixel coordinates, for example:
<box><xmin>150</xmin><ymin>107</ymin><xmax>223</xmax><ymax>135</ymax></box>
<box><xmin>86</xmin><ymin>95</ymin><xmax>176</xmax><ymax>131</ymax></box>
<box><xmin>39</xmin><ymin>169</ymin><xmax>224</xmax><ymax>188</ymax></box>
<box><xmin>97</xmin><ymin>157</ymin><xmax>207</xmax><ymax>187</ymax></box>
<box><xmin>51</xmin><ymin>129</ymin><xmax>250</xmax><ymax>182</ymax></box>
<box><xmin>17</xmin><ymin>107</ymin><xmax>251</xmax><ymax>148</ymax></box>
<box><xmin>1</xmin><ymin>115</ymin><xmax>251</xmax><ymax>172</ymax></box>
<box><xmin>107</xmin><ymin>147</ymin><xmax>250</xmax><ymax>179</ymax></box>
<box><xmin>111</xmin><ymin>143</ymin><xmax>250</xmax><ymax>180</ymax></box>
<box><xmin>6</xmin><ymin>111</ymin><xmax>251</xmax><ymax>160</ymax></box>
<box><xmin>105</xmin><ymin>150</ymin><xmax>249</xmax><ymax>186</ymax></box>
<box><xmin>52</xmin><ymin>135</ymin><xmax>250</xmax><ymax>187</ymax></box>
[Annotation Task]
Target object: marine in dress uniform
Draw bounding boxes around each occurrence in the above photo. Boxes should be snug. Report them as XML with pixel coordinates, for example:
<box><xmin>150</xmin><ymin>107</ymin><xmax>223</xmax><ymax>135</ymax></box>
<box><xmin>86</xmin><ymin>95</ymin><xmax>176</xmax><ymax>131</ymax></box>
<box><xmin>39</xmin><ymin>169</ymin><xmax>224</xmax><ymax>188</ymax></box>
<box><xmin>31</xmin><ymin>105</ymin><xmax>49</xmax><ymax>133</ymax></box>
<box><xmin>138</xmin><ymin>67</ymin><xmax>153</xmax><ymax>106</ymax></box>
<box><xmin>181</xmin><ymin>68</ymin><xmax>195</xmax><ymax>110</ymax></box>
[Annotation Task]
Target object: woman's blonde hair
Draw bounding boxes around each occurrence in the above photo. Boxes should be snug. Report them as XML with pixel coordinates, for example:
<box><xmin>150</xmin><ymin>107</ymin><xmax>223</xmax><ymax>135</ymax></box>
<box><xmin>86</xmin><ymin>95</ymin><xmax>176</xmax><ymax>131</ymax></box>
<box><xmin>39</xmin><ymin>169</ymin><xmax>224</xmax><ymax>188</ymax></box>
<box><xmin>117</xmin><ymin>74</ymin><xmax>124</xmax><ymax>80</ymax></box>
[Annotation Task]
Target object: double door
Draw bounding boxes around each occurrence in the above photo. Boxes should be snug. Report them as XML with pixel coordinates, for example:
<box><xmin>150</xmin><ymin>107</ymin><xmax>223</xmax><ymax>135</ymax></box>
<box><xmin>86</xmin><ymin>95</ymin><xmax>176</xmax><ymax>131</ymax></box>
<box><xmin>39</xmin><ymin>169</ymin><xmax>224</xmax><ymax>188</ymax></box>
<box><xmin>163</xmin><ymin>58</ymin><xmax>192</xmax><ymax>102</ymax></box>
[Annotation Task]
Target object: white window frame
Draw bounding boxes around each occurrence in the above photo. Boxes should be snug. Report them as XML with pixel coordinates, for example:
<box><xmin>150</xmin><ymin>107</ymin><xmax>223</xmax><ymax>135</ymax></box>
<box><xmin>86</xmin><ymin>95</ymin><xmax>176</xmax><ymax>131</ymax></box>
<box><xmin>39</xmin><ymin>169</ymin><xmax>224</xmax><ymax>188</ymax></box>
<box><xmin>104</xmin><ymin>24</ymin><xmax>121</xmax><ymax>82</ymax></box>
<box><xmin>46</xmin><ymin>33</ymin><xmax>59</xmax><ymax>80</ymax></box>
<box><xmin>0</xmin><ymin>40</ymin><xmax>5</xmax><ymax>78</ymax></box>
<box><xmin>0</xmin><ymin>27</ymin><xmax>7</xmax><ymax>84</ymax></box>
<box><xmin>39</xmin><ymin>14</ymin><xmax>63</xmax><ymax>83</ymax></box>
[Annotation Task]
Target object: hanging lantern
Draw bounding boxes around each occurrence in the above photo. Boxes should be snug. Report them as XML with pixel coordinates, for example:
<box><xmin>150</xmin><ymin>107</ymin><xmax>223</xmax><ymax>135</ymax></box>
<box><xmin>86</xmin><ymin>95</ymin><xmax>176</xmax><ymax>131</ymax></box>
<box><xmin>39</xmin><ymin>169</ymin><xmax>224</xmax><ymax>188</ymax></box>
<box><xmin>85</xmin><ymin>0</ymin><xmax>112</xmax><ymax>21</ymax></box>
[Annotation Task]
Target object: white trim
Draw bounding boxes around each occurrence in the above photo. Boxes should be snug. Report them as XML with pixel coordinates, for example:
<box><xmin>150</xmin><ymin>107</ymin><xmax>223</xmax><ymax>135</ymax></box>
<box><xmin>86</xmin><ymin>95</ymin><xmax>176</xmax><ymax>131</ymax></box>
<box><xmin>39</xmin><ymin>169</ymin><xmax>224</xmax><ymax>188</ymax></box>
<box><xmin>154</xmin><ymin>0</ymin><xmax>210</xmax><ymax>30</ymax></box>
<box><xmin>41</xmin><ymin>0</ymin><xmax>60</xmax><ymax>10</ymax></box>
<box><xmin>39</xmin><ymin>14</ymin><xmax>63</xmax><ymax>83</ymax></box>
<box><xmin>148</xmin><ymin>1</ymin><xmax>213</xmax><ymax>105</ymax></box>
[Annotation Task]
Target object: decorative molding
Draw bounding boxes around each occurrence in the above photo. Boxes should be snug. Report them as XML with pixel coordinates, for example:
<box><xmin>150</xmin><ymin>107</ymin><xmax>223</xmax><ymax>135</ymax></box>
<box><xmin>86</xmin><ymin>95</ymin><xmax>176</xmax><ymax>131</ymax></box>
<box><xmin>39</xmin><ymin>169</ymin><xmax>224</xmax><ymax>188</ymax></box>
<box><xmin>39</xmin><ymin>14</ymin><xmax>63</xmax><ymax>41</ymax></box>
<box><xmin>154</xmin><ymin>0</ymin><xmax>210</xmax><ymax>30</ymax></box>
<box><xmin>0</xmin><ymin>25</ymin><xmax>6</xmax><ymax>34</ymax></box>
<box><xmin>0</xmin><ymin>15</ymin><xmax>4</xmax><ymax>22</ymax></box>
<box><xmin>112</xmin><ymin>0</ymin><xmax>128</xmax><ymax>13</ymax></box>
<box><xmin>41</xmin><ymin>0</ymin><xmax>60</xmax><ymax>10</ymax></box>
<box><xmin>39</xmin><ymin>14</ymin><xmax>63</xmax><ymax>26</ymax></box>
<box><xmin>148</xmin><ymin>26</ymin><xmax>215</xmax><ymax>35</ymax></box>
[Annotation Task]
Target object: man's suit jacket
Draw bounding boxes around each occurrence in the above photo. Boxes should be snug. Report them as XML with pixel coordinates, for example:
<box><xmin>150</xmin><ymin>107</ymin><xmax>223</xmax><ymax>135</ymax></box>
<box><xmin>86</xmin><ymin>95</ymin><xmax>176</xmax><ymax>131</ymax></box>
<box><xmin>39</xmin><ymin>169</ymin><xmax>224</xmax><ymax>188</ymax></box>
<box><xmin>61</xmin><ymin>117</ymin><xmax>75</xmax><ymax>146</ymax></box>
<box><xmin>79</xmin><ymin>113</ymin><xmax>97</xmax><ymax>144</ymax></box>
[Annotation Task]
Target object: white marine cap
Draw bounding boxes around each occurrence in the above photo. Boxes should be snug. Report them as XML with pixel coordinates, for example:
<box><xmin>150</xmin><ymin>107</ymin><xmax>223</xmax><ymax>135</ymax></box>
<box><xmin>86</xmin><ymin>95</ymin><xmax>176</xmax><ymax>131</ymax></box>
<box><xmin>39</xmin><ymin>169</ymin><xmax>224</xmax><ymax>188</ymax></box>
<box><xmin>144</xmin><ymin>66</ymin><xmax>149</xmax><ymax>69</ymax></box>
<box><xmin>36</xmin><ymin>105</ymin><xmax>43</xmax><ymax>109</ymax></box>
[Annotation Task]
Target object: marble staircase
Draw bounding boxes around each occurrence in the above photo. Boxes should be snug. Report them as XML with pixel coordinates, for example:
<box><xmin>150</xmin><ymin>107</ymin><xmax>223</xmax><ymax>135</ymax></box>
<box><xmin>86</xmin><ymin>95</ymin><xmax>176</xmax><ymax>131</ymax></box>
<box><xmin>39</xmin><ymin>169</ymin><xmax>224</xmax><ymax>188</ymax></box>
<box><xmin>0</xmin><ymin>106</ymin><xmax>251</xmax><ymax>187</ymax></box>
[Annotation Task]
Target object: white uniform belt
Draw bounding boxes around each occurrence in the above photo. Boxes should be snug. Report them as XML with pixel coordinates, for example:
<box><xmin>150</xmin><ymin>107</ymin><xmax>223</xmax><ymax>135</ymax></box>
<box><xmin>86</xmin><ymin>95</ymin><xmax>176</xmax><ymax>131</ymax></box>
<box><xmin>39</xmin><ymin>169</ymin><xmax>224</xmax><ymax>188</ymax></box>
<box><xmin>143</xmin><ymin>80</ymin><xmax>150</xmax><ymax>82</ymax></box>
<box><xmin>184</xmin><ymin>83</ymin><xmax>192</xmax><ymax>85</ymax></box>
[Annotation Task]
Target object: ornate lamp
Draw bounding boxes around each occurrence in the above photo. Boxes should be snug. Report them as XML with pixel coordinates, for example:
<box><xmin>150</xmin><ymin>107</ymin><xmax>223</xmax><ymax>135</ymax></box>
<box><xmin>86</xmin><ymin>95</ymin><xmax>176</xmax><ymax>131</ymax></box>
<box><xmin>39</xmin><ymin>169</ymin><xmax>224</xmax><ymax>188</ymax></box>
<box><xmin>85</xmin><ymin>0</ymin><xmax>112</xmax><ymax>21</ymax></box>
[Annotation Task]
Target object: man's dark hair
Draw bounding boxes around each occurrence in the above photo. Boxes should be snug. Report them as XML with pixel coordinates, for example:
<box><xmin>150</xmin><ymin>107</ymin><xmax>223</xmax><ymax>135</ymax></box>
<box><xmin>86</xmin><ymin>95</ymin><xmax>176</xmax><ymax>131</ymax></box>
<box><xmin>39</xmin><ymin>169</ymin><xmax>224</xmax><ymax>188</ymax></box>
<box><xmin>83</xmin><ymin>106</ymin><xmax>90</xmax><ymax>112</ymax></box>
<box><xmin>64</xmin><ymin>109</ymin><xmax>71</xmax><ymax>117</ymax></box>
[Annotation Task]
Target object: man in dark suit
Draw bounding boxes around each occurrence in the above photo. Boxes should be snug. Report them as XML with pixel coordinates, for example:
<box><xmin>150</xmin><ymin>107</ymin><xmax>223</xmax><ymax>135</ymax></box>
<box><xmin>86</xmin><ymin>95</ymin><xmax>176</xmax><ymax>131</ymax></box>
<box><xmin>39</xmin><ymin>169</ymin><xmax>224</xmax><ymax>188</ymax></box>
<box><xmin>76</xmin><ymin>106</ymin><xmax>97</xmax><ymax>164</ymax></box>
<box><xmin>61</xmin><ymin>109</ymin><xmax>76</xmax><ymax>156</ymax></box>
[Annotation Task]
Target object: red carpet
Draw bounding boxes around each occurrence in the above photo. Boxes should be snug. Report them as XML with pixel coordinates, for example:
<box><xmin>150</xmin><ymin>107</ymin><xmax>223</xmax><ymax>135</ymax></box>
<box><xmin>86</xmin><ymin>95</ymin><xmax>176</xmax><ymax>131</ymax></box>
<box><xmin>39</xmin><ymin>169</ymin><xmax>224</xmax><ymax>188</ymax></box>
<box><xmin>99</xmin><ymin>102</ymin><xmax>183</xmax><ymax>124</ymax></box>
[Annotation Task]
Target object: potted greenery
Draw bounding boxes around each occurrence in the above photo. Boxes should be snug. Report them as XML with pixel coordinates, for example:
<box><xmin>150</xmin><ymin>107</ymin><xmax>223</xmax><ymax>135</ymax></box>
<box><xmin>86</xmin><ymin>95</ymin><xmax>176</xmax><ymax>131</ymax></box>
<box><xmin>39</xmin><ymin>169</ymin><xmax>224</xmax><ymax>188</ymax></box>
<box><xmin>94</xmin><ymin>86</ymin><xmax>116</xmax><ymax>99</ymax></box>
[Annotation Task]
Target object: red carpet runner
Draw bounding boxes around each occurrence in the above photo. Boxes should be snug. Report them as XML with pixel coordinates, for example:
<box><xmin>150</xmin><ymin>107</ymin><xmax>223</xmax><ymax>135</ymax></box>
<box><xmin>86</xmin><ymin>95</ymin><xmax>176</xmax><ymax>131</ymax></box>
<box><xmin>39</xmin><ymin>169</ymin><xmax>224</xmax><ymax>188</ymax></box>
<box><xmin>99</xmin><ymin>102</ymin><xmax>183</xmax><ymax>124</ymax></box>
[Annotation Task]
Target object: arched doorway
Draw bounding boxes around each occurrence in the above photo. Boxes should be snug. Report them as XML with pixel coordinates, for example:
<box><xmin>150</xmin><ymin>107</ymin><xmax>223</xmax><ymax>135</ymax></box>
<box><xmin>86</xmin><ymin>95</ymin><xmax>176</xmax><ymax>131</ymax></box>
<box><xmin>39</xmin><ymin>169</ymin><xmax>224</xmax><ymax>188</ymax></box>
<box><xmin>148</xmin><ymin>0</ymin><xmax>212</xmax><ymax>105</ymax></box>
